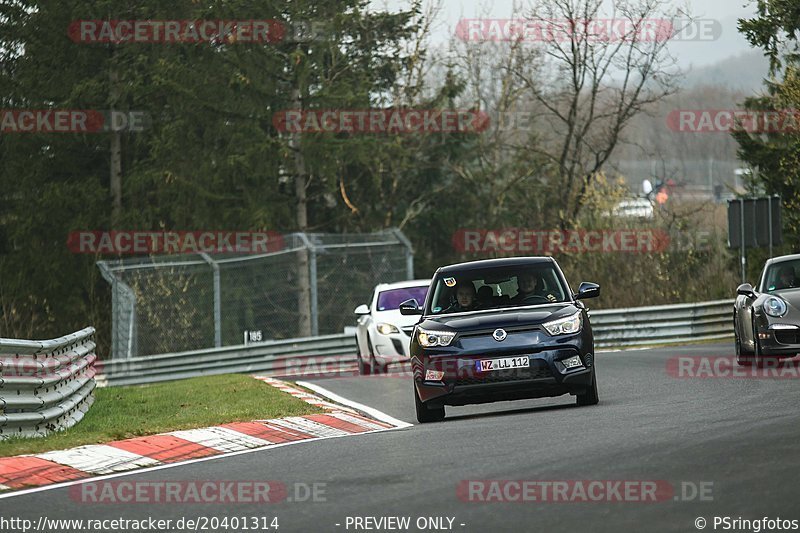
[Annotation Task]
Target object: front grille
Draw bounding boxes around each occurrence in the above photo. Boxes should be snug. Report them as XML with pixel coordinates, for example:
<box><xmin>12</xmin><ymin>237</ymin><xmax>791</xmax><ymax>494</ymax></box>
<box><xmin>454</xmin><ymin>359</ymin><xmax>552</xmax><ymax>386</ymax></box>
<box><xmin>774</xmin><ymin>331</ymin><xmax>800</xmax><ymax>345</ymax></box>
<box><xmin>458</xmin><ymin>325</ymin><xmax>542</xmax><ymax>339</ymax></box>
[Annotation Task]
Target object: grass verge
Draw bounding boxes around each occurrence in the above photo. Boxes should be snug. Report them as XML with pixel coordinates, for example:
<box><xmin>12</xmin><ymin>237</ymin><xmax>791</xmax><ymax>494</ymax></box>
<box><xmin>0</xmin><ymin>374</ymin><xmax>324</xmax><ymax>458</ymax></box>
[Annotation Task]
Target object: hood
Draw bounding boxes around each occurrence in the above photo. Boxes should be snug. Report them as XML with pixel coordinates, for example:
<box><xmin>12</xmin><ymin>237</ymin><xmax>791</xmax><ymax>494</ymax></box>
<box><xmin>773</xmin><ymin>289</ymin><xmax>800</xmax><ymax>310</ymax></box>
<box><xmin>372</xmin><ymin>309</ymin><xmax>423</xmax><ymax>329</ymax></box>
<box><xmin>419</xmin><ymin>303</ymin><xmax>578</xmax><ymax>332</ymax></box>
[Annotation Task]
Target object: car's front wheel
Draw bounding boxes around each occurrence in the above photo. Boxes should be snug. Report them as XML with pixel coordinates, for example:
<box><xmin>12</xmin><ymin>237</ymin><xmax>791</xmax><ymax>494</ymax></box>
<box><xmin>752</xmin><ymin>319</ymin><xmax>769</xmax><ymax>368</ymax></box>
<box><xmin>357</xmin><ymin>337</ymin><xmax>372</xmax><ymax>375</ymax></box>
<box><xmin>735</xmin><ymin>331</ymin><xmax>754</xmax><ymax>366</ymax></box>
<box><xmin>576</xmin><ymin>370</ymin><xmax>599</xmax><ymax>406</ymax></box>
<box><xmin>367</xmin><ymin>335</ymin><xmax>384</xmax><ymax>375</ymax></box>
<box><xmin>414</xmin><ymin>385</ymin><xmax>445</xmax><ymax>423</ymax></box>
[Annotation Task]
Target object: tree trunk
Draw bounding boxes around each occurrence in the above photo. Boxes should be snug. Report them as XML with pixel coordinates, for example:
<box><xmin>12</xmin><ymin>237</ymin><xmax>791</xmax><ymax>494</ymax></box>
<box><xmin>290</xmin><ymin>87</ymin><xmax>312</xmax><ymax>337</ymax></box>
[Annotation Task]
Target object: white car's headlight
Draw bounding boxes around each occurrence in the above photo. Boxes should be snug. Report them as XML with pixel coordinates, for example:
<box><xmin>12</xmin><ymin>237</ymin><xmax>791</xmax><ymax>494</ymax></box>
<box><xmin>543</xmin><ymin>311</ymin><xmax>583</xmax><ymax>336</ymax></box>
<box><xmin>417</xmin><ymin>328</ymin><xmax>456</xmax><ymax>347</ymax></box>
<box><xmin>764</xmin><ymin>297</ymin><xmax>788</xmax><ymax>317</ymax></box>
<box><xmin>377</xmin><ymin>323</ymin><xmax>399</xmax><ymax>335</ymax></box>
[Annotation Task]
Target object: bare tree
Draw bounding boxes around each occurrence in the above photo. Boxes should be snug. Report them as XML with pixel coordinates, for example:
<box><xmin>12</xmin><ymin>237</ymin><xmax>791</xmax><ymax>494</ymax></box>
<box><xmin>448</xmin><ymin>20</ymin><xmax>552</xmax><ymax>228</ymax></box>
<box><xmin>510</xmin><ymin>0</ymin><xmax>683</xmax><ymax>226</ymax></box>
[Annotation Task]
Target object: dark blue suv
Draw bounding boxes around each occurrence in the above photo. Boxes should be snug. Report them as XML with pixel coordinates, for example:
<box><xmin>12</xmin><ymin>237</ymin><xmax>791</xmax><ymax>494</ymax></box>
<box><xmin>400</xmin><ymin>257</ymin><xmax>600</xmax><ymax>423</ymax></box>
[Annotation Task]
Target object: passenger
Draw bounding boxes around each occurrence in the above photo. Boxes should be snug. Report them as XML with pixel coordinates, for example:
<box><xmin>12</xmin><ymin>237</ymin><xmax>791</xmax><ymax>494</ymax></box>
<box><xmin>477</xmin><ymin>285</ymin><xmax>494</xmax><ymax>308</ymax></box>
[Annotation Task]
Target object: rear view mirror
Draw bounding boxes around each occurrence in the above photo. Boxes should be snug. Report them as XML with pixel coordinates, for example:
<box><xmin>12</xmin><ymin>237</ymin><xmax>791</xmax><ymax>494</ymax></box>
<box><xmin>399</xmin><ymin>299</ymin><xmax>422</xmax><ymax>315</ymax></box>
<box><xmin>354</xmin><ymin>304</ymin><xmax>370</xmax><ymax>315</ymax></box>
<box><xmin>737</xmin><ymin>283</ymin><xmax>755</xmax><ymax>298</ymax></box>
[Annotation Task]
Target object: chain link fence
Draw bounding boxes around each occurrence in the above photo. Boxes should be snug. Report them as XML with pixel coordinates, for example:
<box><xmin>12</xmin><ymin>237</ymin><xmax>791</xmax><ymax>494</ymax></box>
<box><xmin>98</xmin><ymin>229</ymin><xmax>413</xmax><ymax>359</ymax></box>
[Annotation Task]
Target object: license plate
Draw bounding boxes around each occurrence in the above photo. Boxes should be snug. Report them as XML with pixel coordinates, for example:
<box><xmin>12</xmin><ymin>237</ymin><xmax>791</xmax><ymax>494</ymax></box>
<box><xmin>476</xmin><ymin>356</ymin><xmax>530</xmax><ymax>372</ymax></box>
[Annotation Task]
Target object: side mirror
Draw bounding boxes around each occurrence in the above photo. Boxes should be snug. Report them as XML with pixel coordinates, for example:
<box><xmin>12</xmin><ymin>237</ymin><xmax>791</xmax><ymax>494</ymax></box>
<box><xmin>354</xmin><ymin>304</ymin><xmax>370</xmax><ymax>315</ymax></box>
<box><xmin>575</xmin><ymin>282</ymin><xmax>600</xmax><ymax>300</ymax></box>
<box><xmin>737</xmin><ymin>283</ymin><xmax>756</xmax><ymax>298</ymax></box>
<box><xmin>399</xmin><ymin>298</ymin><xmax>422</xmax><ymax>316</ymax></box>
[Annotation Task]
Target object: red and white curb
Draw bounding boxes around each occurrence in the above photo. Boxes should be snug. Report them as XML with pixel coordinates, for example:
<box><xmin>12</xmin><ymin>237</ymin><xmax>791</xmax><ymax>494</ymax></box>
<box><xmin>0</xmin><ymin>377</ymin><xmax>409</xmax><ymax>496</ymax></box>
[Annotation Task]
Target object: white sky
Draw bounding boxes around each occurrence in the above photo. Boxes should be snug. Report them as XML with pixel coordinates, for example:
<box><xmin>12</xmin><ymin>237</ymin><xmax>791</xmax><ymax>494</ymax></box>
<box><xmin>373</xmin><ymin>0</ymin><xmax>761</xmax><ymax>68</ymax></box>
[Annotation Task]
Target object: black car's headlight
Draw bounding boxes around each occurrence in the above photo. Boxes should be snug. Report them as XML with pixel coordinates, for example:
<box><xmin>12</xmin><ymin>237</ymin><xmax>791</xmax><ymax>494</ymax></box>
<box><xmin>417</xmin><ymin>328</ymin><xmax>456</xmax><ymax>347</ymax></box>
<box><xmin>764</xmin><ymin>297</ymin><xmax>788</xmax><ymax>317</ymax></box>
<box><xmin>543</xmin><ymin>311</ymin><xmax>583</xmax><ymax>336</ymax></box>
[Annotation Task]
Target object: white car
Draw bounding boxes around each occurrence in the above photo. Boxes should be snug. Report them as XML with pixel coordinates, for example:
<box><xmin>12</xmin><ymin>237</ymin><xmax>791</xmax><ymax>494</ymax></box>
<box><xmin>354</xmin><ymin>279</ymin><xmax>430</xmax><ymax>375</ymax></box>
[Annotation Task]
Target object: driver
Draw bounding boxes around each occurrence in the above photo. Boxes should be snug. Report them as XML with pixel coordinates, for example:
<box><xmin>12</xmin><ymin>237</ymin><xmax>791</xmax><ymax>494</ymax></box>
<box><xmin>513</xmin><ymin>271</ymin><xmax>557</xmax><ymax>303</ymax></box>
<box><xmin>445</xmin><ymin>282</ymin><xmax>479</xmax><ymax>313</ymax></box>
<box><xmin>777</xmin><ymin>265</ymin><xmax>798</xmax><ymax>290</ymax></box>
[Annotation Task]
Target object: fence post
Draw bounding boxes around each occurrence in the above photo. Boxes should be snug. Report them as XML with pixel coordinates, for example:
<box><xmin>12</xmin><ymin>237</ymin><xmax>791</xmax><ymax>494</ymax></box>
<box><xmin>310</xmin><ymin>245</ymin><xmax>319</xmax><ymax>337</ymax></box>
<box><xmin>200</xmin><ymin>253</ymin><xmax>222</xmax><ymax>348</ymax></box>
<box><xmin>296</xmin><ymin>233</ymin><xmax>316</xmax><ymax>337</ymax></box>
<box><xmin>391</xmin><ymin>228</ymin><xmax>414</xmax><ymax>279</ymax></box>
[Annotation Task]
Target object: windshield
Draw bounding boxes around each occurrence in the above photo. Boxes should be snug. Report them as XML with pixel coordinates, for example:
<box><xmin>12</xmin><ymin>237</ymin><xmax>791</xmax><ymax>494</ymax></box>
<box><xmin>762</xmin><ymin>260</ymin><xmax>800</xmax><ymax>292</ymax></box>
<box><xmin>426</xmin><ymin>264</ymin><xmax>568</xmax><ymax>315</ymax></box>
<box><xmin>376</xmin><ymin>286</ymin><xmax>429</xmax><ymax>311</ymax></box>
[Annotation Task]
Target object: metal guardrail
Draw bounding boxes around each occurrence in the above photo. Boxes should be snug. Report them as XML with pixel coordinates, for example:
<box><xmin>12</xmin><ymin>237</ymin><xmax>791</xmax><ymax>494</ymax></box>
<box><xmin>591</xmin><ymin>299</ymin><xmax>733</xmax><ymax>348</ymax></box>
<box><xmin>96</xmin><ymin>334</ymin><xmax>356</xmax><ymax>387</ymax></box>
<box><xmin>0</xmin><ymin>328</ymin><xmax>97</xmax><ymax>439</ymax></box>
<box><xmin>97</xmin><ymin>300</ymin><xmax>734</xmax><ymax>387</ymax></box>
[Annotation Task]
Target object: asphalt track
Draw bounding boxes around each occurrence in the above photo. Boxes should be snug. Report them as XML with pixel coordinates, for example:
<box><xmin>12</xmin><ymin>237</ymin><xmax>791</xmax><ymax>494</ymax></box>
<box><xmin>2</xmin><ymin>342</ymin><xmax>800</xmax><ymax>533</ymax></box>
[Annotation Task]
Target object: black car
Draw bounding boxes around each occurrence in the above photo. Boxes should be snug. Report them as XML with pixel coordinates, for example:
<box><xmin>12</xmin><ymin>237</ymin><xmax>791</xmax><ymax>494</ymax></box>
<box><xmin>734</xmin><ymin>254</ymin><xmax>800</xmax><ymax>366</ymax></box>
<box><xmin>400</xmin><ymin>257</ymin><xmax>600</xmax><ymax>423</ymax></box>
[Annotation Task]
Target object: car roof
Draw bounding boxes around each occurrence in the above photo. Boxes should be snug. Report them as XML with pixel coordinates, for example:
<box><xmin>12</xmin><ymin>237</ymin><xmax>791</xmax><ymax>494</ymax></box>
<box><xmin>436</xmin><ymin>257</ymin><xmax>555</xmax><ymax>274</ymax></box>
<box><xmin>765</xmin><ymin>254</ymin><xmax>800</xmax><ymax>267</ymax></box>
<box><xmin>374</xmin><ymin>279</ymin><xmax>431</xmax><ymax>291</ymax></box>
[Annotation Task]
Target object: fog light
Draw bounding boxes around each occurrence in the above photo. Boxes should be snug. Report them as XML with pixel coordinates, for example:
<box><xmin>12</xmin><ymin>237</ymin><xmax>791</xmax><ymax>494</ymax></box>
<box><xmin>562</xmin><ymin>355</ymin><xmax>583</xmax><ymax>369</ymax></box>
<box><xmin>425</xmin><ymin>369</ymin><xmax>445</xmax><ymax>381</ymax></box>
<box><xmin>758</xmin><ymin>332</ymin><xmax>770</xmax><ymax>340</ymax></box>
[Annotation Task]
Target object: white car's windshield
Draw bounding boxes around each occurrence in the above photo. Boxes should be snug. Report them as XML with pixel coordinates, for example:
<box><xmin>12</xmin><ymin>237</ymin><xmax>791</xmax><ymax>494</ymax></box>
<box><xmin>376</xmin><ymin>286</ymin><xmax>429</xmax><ymax>311</ymax></box>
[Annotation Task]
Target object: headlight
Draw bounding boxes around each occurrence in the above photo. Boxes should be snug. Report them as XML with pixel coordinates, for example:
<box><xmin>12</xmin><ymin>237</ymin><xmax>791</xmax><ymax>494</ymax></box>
<box><xmin>764</xmin><ymin>297</ymin><xmax>788</xmax><ymax>317</ymax></box>
<box><xmin>543</xmin><ymin>311</ymin><xmax>582</xmax><ymax>336</ymax></box>
<box><xmin>417</xmin><ymin>328</ymin><xmax>456</xmax><ymax>347</ymax></box>
<box><xmin>377</xmin><ymin>323</ymin><xmax>399</xmax><ymax>335</ymax></box>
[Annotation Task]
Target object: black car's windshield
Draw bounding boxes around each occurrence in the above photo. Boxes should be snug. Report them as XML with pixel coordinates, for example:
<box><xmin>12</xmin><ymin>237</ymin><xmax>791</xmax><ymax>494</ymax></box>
<box><xmin>761</xmin><ymin>260</ymin><xmax>800</xmax><ymax>292</ymax></box>
<box><xmin>427</xmin><ymin>264</ymin><xmax>568</xmax><ymax>315</ymax></box>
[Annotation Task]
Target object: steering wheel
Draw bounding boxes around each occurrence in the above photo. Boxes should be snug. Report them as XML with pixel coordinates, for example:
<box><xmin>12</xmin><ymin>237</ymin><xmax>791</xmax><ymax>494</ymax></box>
<box><xmin>522</xmin><ymin>295</ymin><xmax>549</xmax><ymax>304</ymax></box>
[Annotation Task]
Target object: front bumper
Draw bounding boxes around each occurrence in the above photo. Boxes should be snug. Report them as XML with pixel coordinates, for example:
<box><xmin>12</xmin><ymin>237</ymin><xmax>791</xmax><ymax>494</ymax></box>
<box><xmin>755</xmin><ymin>323</ymin><xmax>800</xmax><ymax>357</ymax></box>
<box><xmin>373</xmin><ymin>330</ymin><xmax>413</xmax><ymax>362</ymax></box>
<box><xmin>413</xmin><ymin>340</ymin><xmax>595</xmax><ymax>407</ymax></box>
